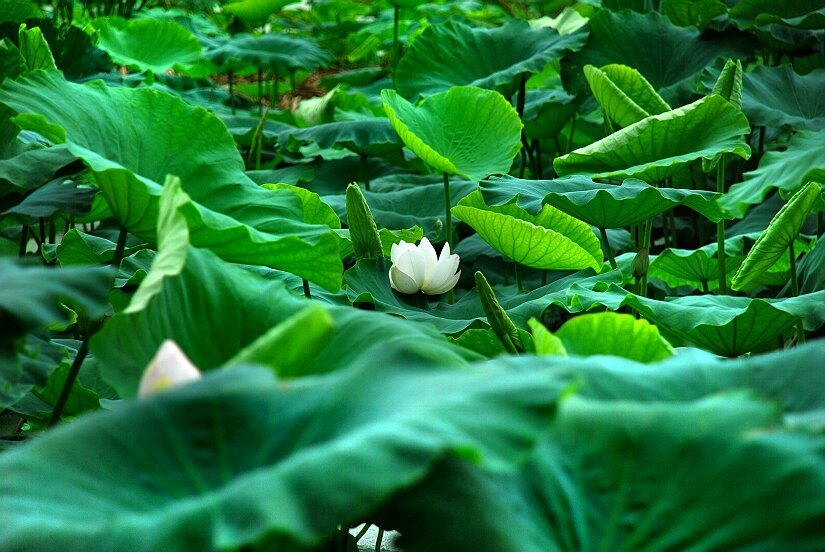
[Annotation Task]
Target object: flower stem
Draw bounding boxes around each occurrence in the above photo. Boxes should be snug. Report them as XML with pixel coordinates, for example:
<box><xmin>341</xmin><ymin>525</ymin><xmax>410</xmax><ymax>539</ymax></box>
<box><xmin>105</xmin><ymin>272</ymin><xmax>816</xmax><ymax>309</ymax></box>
<box><xmin>392</xmin><ymin>4</ymin><xmax>400</xmax><ymax>86</ymax></box>
<box><xmin>789</xmin><ymin>240</ymin><xmax>806</xmax><ymax>345</ymax></box>
<box><xmin>716</xmin><ymin>157</ymin><xmax>728</xmax><ymax>294</ymax></box>
<box><xmin>48</xmin><ymin>337</ymin><xmax>90</xmax><ymax>427</ymax></box>
<box><xmin>443</xmin><ymin>172</ymin><xmax>452</xmax><ymax>248</ymax></box>
<box><xmin>111</xmin><ymin>225</ymin><xmax>128</xmax><ymax>268</ymax></box>
<box><xmin>600</xmin><ymin>227</ymin><xmax>617</xmax><ymax>269</ymax></box>
<box><xmin>303</xmin><ymin>278</ymin><xmax>312</xmax><ymax>299</ymax></box>
<box><xmin>639</xmin><ymin>217</ymin><xmax>652</xmax><ymax>297</ymax></box>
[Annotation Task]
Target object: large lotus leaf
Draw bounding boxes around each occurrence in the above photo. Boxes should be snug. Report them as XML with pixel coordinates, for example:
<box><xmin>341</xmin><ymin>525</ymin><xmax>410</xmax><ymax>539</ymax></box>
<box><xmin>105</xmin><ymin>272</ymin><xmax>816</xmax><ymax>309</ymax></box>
<box><xmin>324</xmin><ymin>178</ymin><xmax>477</xmax><ymax>240</ymax></box>
<box><xmin>91</xmin><ymin>16</ymin><xmax>201</xmax><ymax>74</ymax></box>
<box><xmin>730</xmin><ymin>0</ymin><xmax>825</xmax><ymax>52</ymax></box>
<box><xmin>384</xmin><ymin>392</ymin><xmax>825</xmax><ymax>552</ymax></box>
<box><xmin>0</xmin><ymin>143</ymin><xmax>76</xmax><ymax>191</ymax></box>
<box><xmin>553</xmin><ymin>312</ymin><xmax>673</xmax><ymax>363</ymax></box>
<box><xmin>0</xmin><ymin>343</ymin><xmax>565</xmax><ymax>552</ymax></box>
<box><xmin>724</xmin><ymin>129</ymin><xmax>825</xmax><ymax>216</ymax></box>
<box><xmin>649</xmin><ymin>239</ymin><xmax>747</xmax><ymax>292</ymax></box>
<box><xmin>343</xmin><ymin>258</ymin><xmax>609</xmax><ymax>334</ymax></box>
<box><xmin>205</xmin><ymin>33</ymin><xmax>329</xmax><ymax>72</ymax></box>
<box><xmin>554</xmin><ymin>95</ymin><xmax>751</xmax><ymax>183</ymax></box>
<box><xmin>662</xmin><ymin>0</ymin><xmax>728</xmax><ymax>29</ymax></box>
<box><xmin>741</xmin><ymin>66</ymin><xmax>825</xmax><ymax>131</ymax></box>
<box><xmin>2</xmin><ymin>179</ymin><xmax>97</xmax><ymax>218</ymax></box>
<box><xmin>222</xmin><ymin>0</ymin><xmax>294</xmax><ymax>23</ymax></box>
<box><xmin>730</xmin><ymin>0</ymin><xmax>825</xmax><ymax>28</ymax></box>
<box><xmin>0</xmin><ymin>259</ymin><xmax>113</xmax><ymax>343</ymax></box>
<box><xmin>489</xmin><ymin>338</ymin><xmax>825</xmax><ymax>411</ymax></box>
<box><xmin>480</xmin><ymin>175</ymin><xmax>728</xmax><ymax>228</ymax></box>
<box><xmin>0</xmin><ymin>70</ymin><xmax>342</xmax><ymax>289</ymax></box>
<box><xmin>452</xmin><ymin>189</ymin><xmax>603</xmax><ymax>270</ymax></box>
<box><xmin>731</xmin><ymin>182</ymin><xmax>822</xmax><ymax>291</ymax></box>
<box><xmin>278</xmin><ymin>119</ymin><xmax>401</xmax><ymax>157</ymax></box>
<box><xmin>0</xmin><ymin>38</ymin><xmax>25</xmax><ymax>81</ymax></box>
<box><xmin>797</xmin><ymin>231</ymin><xmax>825</xmax><ymax>293</ymax></box>
<box><xmin>17</xmin><ymin>24</ymin><xmax>55</xmax><ymax>72</ymax></box>
<box><xmin>562</xmin><ymin>9</ymin><xmax>754</xmax><ymax>104</ymax></box>
<box><xmin>381</xmin><ymin>87</ymin><xmax>522</xmax><ymax>182</ymax></box>
<box><xmin>93</xmin><ymin>182</ymin><xmax>471</xmax><ymax>397</ymax></box>
<box><xmin>584</xmin><ymin>63</ymin><xmax>671</xmax><ymax>128</ymax></box>
<box><xmin>0</xmin><ymin>0</ymin><xmax>42</xmax><ymax>23</ymax></box>
<box><xmin>555</xmin><ymin>282</ymin><xmax>825</xmax><ymax>356</ymax></box>
<box><xmin>395</xmin><ymin>19</ymin><xmax>587</xmax><ymax>100</ymax></box>
<box><xmin>522</xmin><ymin>88</ymin><xmax>576</xmax><ymax>140</ymax></box>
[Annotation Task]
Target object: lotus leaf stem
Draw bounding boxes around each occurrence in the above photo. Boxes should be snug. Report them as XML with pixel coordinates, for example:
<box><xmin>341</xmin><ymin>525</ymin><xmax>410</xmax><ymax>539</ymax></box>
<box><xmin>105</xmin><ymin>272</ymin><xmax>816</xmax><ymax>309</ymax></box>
<box><xmin>600</xmin><ymin>227</ymin><xmax>618</xmax><ymax>270</ymax></box>
<box><xmin>303</xmin><ymin>278</ymin><xmax>312</xmax><ymax>299</ymax></box>
<box><xmin>443</xmin><ymin>172</ymin><xmax>452</xmax><ymax>248</ymax></box>
<box><xmin>112</xmin><ymin>225</ymin><xmax>128</xmax><ymax>267</ymax></box>
<box><xmin>48</xmin><ymin>337</ymin><xmax>90</xmax><ymax>427</ymax></box>
<box><xmin>515</xmin><ymin>262</ymin><xmax>524</xmax><ymax>292</ymax></box>
<box><xmin>716</xmin><ymin>158</ymin><xmax>728</xmax><ymax>294</ymax></box>
<box><xmin>789</xmin><ymin>240</ymin><xmax>806</xmax><ymax>345</ymax></box>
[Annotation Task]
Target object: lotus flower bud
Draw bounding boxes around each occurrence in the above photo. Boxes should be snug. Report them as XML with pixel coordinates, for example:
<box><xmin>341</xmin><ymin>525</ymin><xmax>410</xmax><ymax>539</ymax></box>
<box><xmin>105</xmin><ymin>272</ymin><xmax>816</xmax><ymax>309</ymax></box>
<box><xmin>138</xmin><ymin>340</ymin><xmax>202</xmax><ymax>398</ymax></box>
<box><xmin>389</xmin><ymin>238</ymin><xmax>461</xmax><ymax>295</ymax></box>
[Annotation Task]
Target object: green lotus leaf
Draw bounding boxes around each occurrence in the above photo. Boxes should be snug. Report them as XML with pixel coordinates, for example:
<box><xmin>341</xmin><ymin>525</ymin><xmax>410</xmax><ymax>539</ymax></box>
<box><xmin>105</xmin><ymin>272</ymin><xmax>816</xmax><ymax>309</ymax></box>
<box><xmin>18</xmin><ymin>24</ymin><xmax>56</xmax><ymax>72</ymax></box>
<box><xmin>449</xmin><ymin>328</ymin><xmax>510</xmax><ymax>358</ymax></box>
<box><xmin>324</xmin><ymin>178</ymin><xmax>477</xmax><ymax>241</ymax></box>
<box><xmin>662</xmin><ymin>0</ymin><xmax>728</xmax><ymax>29</ymax></box>
<box><xmin>553</xmin><ymin>311</ymin><xmax>673</xmax><ymax>363</ymax></box>
<box><xmin>481</xmin><ymin>175</ymin><xmax>729</xmax><ymax>228</ymax></box>
<box><xmin>563</xmin><ymin>9</ymin><xmax>754</xmax><ymax>104</ymax></box>
<box><xmin>731</xmin><ymin>182</ymin><xmax>822</xmax><ymax>291</ymax></box>
<box><xmin>386</xmin><ymin>391</ymin><xmax>825</xmax><ymax>552</ymax></box>
<box><xmin>222</xmin><ymin>0</ymin><xmax>294</xmax><ymax>23</ymax></box>
<box><xmin>278</xmin><ymin>119</ymin><xmax>401</xmax><ymax>157</ymax></box>
<box><xmin>452</xmin><ymin>189</ymin><xmax>603</xmax><ymax>270</ymax></box>
<box><xmin>522</xmin><ymin>88</ymin><xmax>576</xmax><ymax>140</ymax></box>
<box><xmin>730</xmin><ymin>0</ymin><xmax>825</xmax><ymax>52</ymax></box>
<box><xmin>0</xmin><ymin>0</ymin><xmax>43</xmax><ymax>23</ymax></box>
<box><xmin>2</xmin><ymin>179</ymin><xmax>96</xmax><ymax>218</ymax></box>
<box><xmin>0</xmin><ymin>70</ymin><xmax>342</xmax><ymax>290</ymax></box>
<box><xmin>0</xmin><ymin>143</ymin><xmax>76</xmax><ymax>191</ymax></box>
<box><xmin>395</xmin><ymin>19</ymin><xmax>587</xmax><ymax>100</ymax></box>
<box><xmin>0</xmin><ymin>348</ymin><xmax>563</xmax><ymax>551</ymax></box>
<box><xmin>794</xmin><ymin>225</ymin><xmax>825</xmax><ymax>297</ymax></box>
<box><xmin>554</xmin><ymin>282</ymin><xmax>825</xmax><ymax>356</ymax></box>
<box><xmin>584</xmin><ymin>63</ymin><xmax>671</xmax><ymax>128</ymax></box>
<box><xmin>742</xmin><ymin>66</ymin><xmax>825</xmax><ymax>131</ymax></box>
<box><xmin>649</xmin><ymin>240</ymin><xmax>747</xmax><ymax>292</ymax></box>
<box><xmin>711</xmin><ymin>58</ymin><xmax>743</xmax><ymax>109</ymax></box>
<box><xmin>0</xmin><ymin>38</ymin><xmax>26</xmax><ymax>81</ymax></box>
<box><xmin>204</xmin><ymin>33</ymin><xmax>329</xmax><ymax>72</ymax></box>
<box><xmin>527</xmin><ymin>318</ymin><xmax>566</xmax><ymax>357</ymax></box>
<box><xmin>554</xmin><ymin>95</ymin><xmax>751</xmax><ymax>183</ymax></box>
<box><xmin>381</xmin><ymin>87</ymin><xmax>522</xmax><ymax>182</ymax></box>
<box><xmin>724</xmin><ymin>128</ymin><xmax>825</xmax><ymax>216</ymax></box>
<box><xmin>91</xmin><ymin>16</ymin><xmax>201</xmax><ymax>74</ymax></box>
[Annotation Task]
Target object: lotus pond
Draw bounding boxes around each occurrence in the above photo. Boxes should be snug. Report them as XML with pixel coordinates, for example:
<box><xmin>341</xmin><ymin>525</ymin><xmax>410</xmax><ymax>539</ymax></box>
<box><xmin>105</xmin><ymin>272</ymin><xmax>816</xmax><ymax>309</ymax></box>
<box><xmin>1</xmin><ymin>0</ymin><xmax>825</xmax><ymax>550</ymax></box>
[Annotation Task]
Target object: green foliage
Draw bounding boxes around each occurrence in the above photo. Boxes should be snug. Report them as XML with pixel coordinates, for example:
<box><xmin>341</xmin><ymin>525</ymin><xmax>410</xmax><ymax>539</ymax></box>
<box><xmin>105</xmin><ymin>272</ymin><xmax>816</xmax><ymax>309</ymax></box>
<box><xmin>382</xmin><ymin>86</ymin><xmax>523</xmax><ymax>182</ymax></box>
<box><xmin>554</xmin><ymin>95</ymin><xmax>752</xmax><ymax>183</ymax></box>
<box><xmin>453</xmin><ymin>190</ymin><xmax>603</xmax><ymax>270</ymax></box>
<box><xmin>2</xmin><ymin>2</ymin><xmax>825</xmax><ymax>549</ymax></box>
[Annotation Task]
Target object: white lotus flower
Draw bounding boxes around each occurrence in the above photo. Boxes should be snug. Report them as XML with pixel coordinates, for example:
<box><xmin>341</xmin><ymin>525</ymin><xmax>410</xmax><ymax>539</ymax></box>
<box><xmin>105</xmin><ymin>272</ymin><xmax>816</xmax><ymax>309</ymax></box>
<box><xmin>389</xmin><ymin>237</ymin><xmax>461</xmax><ymax>295</ymax></box>
<box><xmin>138</xmin><ymin>340</ymin><xmax>202</xmax><ymax>398</ymax></box>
